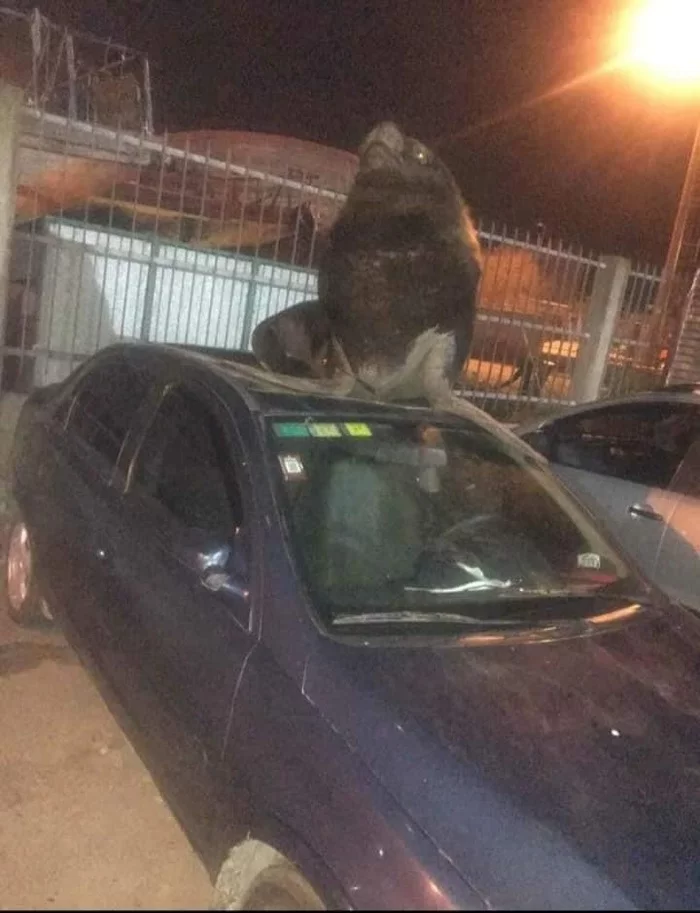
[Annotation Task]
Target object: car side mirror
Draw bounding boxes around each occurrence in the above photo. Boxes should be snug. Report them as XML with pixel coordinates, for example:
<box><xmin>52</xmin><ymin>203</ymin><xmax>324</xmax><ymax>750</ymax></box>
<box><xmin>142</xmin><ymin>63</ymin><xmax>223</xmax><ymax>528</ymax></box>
<box><xmin>175</xmin><ymin>526</ymin><xmax>250</xmax><ymax>603</ymax></box>
<box><xmin>522</xmin><ymin>429</ymin><xmax>553</xmax><ymax>460</ymax></box>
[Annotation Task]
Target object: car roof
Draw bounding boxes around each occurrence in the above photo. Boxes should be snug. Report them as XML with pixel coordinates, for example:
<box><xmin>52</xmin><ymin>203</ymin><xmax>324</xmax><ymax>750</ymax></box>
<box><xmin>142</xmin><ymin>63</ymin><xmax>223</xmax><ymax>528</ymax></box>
<box><xmin>517</xmin><ymin>384</ymin><xmax>700</xmax><ymax>434</ymax></box>
<box><xmin>99</xmin><ymin>341</ymin><xmax>496</xmax><ymax>431</ymax></box>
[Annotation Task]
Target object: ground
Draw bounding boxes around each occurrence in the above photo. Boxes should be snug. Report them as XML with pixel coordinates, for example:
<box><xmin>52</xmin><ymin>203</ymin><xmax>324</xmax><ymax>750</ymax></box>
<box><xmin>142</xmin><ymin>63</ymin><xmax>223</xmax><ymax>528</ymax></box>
<box><xmin>0</xmin><ymin>608</ymin><xmax>213</xmax><ymax>909</ymax></box>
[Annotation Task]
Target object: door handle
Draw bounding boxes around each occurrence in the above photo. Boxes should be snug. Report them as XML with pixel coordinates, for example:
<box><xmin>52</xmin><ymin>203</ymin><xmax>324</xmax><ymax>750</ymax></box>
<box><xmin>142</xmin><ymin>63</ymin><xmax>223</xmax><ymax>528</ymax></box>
<box><xmin>628</xmin><ymin>503</ymin><xmax>664</xmax><ymax>522</ymax></box>
<box><xmin>201</xmin><ymin>569</ymin><xmax>249</xmax><ymax>601</ymax></box>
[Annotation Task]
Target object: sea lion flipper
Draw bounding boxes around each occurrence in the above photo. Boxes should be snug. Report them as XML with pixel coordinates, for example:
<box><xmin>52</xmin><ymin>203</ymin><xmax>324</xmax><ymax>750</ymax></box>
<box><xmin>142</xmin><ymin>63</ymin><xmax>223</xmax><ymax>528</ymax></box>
<box><xmin>251</xmin><ymin>299</ymin><xmax>333</xmax><ymax>378</ymax></box>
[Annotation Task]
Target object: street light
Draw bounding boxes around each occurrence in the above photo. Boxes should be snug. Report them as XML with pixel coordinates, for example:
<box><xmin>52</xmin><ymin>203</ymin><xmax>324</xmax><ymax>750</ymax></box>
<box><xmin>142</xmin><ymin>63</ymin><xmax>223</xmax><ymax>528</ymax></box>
<box><xmin>620</xmin><ymin>0</ymin><xmax>700</xmax><ymax>90</ymax></box>
<box><xmin>617</xmin><ymin>0</ymin><xmax>700</xmax><ymax>382</ymax></box>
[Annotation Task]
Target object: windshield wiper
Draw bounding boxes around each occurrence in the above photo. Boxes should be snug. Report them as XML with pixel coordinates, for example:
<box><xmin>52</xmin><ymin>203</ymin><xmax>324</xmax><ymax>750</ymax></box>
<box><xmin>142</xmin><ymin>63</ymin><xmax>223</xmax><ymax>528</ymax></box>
<box><xmin>331</xmin><ymin>593</ymin><xmax>651</xmax><ymax>628</ymax></box>
<box><xmin>332</xmin><ymin>610</ymin><xmax>525</xmax><ymax>626</ymax></box>
<box><xmin>536</xmin><ymin>585</ymin><xmax>653</xmax><ymax>601</ymax></box>
<box><xmin>404</xmin><ymin>578</ymin><xmax>650</xmax><ymax>602</ymax></box>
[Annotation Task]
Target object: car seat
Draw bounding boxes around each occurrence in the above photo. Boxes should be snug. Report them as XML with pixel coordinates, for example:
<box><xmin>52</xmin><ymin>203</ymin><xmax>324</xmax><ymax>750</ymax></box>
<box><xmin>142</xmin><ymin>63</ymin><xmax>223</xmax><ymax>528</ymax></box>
<box><xmin>293</xmin><ymin>455</ymin><xmax>425</xmax><ymax>595</ymax></box>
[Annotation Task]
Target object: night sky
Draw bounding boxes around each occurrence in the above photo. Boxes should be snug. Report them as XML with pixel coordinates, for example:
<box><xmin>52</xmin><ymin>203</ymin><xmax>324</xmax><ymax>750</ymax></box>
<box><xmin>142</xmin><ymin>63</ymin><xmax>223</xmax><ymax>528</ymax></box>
<box><xmin>21</xmin><ymin>0</ymin><xmax>700</xmax><ymax>263</ymax></box>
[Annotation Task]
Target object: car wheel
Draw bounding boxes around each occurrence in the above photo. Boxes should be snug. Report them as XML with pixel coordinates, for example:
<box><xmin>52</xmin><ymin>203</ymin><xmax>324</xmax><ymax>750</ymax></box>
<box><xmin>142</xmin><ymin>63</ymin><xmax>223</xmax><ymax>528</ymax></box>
<box><xmin>3</xmin><ymin>513</ymin><xmax>49</xmax><ymax>626</ymax></box>
<box><xmin>212</xmin><ymin>840</ymin><xmax>325</xmax><ymax>911</ymax></box>
<box><xmin>241</xmin><ymin>863</ymin><xmax>325</xmax><ymax>911</ymax></box>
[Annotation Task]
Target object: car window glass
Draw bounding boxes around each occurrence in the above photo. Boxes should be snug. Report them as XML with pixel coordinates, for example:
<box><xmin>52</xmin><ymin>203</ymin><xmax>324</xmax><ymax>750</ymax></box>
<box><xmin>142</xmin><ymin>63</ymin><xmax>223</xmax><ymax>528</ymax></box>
<box><xmin>269</xmin><ymin>416</ymin><xmax>634</xmax><ymax>628</ymax></box>
<box><xmin>551</xmin><ymin>403</ymin><xmax>700</xmax><ymax>489</ymax></box>
<box><xmin>668</xmin><ymin>436</ymin><xmax>700</xmax><ymax>499</ymax></box>
<box><xmin>132</xmin><ymin>387</ymin><xmax>243</xmax><ymax>540</ymax></box>
<box><xmin>67</xmin><ymin>359</ymin><xmax>151</xmax><ymax>471</ymax></box>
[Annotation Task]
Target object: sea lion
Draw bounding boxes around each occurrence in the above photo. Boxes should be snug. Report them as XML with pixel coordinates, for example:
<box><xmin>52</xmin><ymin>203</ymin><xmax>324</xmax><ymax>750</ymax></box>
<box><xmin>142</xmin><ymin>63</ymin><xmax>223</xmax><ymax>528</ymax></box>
<box><xmin>252</xmin><ymin>121</ymin><xmax>482</xmax><ymax>404</ymax></box>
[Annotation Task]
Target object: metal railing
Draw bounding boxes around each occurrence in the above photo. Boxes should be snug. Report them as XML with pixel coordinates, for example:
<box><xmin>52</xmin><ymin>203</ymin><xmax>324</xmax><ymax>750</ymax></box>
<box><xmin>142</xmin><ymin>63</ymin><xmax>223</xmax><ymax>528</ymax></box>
<box><xmin>0</xmin><ymin>6</ymin><xmax>152</xmax><ymax>133</ymax></box>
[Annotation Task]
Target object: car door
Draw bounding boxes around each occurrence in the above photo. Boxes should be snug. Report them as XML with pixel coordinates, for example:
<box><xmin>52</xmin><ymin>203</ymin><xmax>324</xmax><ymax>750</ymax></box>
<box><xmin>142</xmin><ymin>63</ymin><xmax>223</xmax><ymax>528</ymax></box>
<box><xmin>100</xmin><ymin>377</ymin><xmax>259</xmax><ymax>845</ymax></box>
<box><xmin>541</xmin><ymin>400</ymin><xmax>699</xmax><ymax>604</ymax></box>
<box><xmin>38</xmin><ymin>354</ymin><xmax>154</xmax><ymax>647</ymax></box>
<box><xmin>648</xmin><ymin>430</ymin><xmax>700</xmax><ymax>611</ymax></box>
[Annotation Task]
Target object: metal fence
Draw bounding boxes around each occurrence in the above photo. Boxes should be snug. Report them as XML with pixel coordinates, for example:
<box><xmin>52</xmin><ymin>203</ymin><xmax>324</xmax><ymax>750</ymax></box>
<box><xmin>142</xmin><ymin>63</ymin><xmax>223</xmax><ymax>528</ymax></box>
<box><xmin>9</xmin><ymin>217</ymin><xmax>319</xmax><ymax>388</ymax></box>
<box><xmin>462</xmin><ymin>227</ymin><xmax>598</xmax><ymax>419</ymax></box>
<box><xmin>3</xmin><ymin>100</ymin><xmax>669</xmax><ymax>422</ymax></box>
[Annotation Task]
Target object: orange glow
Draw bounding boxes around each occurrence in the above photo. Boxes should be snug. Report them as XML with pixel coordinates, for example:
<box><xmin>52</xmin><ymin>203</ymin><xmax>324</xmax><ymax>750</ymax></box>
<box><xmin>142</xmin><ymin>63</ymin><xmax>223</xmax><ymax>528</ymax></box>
<box><xmin>588</xmin><ymin>604</ymin><xmax>641</xmax><ymax>625</ymax></box>
<box><xmin>621</xmin><ymin>0</ymin><xmax>700</xmax><ymax>88</ymax></box>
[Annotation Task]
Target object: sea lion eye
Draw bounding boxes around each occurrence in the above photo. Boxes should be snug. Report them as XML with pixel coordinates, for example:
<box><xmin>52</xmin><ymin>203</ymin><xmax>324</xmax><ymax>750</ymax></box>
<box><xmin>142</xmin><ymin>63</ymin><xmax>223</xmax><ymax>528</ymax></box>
<box><xmin>414</xmin><ymin>145</ymin><xmax>429</xmax><ymax>164</ymax></box>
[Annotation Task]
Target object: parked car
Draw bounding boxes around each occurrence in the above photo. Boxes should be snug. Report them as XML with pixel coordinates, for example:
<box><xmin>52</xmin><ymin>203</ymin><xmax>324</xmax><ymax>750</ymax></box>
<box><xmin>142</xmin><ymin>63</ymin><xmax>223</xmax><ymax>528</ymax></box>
<box><xmin>6</xmin><ymin>342</ymin><xmax>700</xmax><ymax>910</ymax></box>
<box><xmin>517</xmin><ymin>385</ymin><xmax>700</xmax><ymax>614</ymax></box>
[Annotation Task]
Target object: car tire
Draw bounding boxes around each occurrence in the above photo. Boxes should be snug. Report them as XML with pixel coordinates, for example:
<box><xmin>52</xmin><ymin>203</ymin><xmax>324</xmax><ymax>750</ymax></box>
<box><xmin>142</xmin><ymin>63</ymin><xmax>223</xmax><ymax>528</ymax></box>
<box><xmin>240</xmin><ymin>863</ymin><xmax>325</xmax><ymax>911</ymax></box>
<box><xmin>212</xmin><ymin>841</ymin><xmax>325</xmax><ymax>911</ymax></box>
<box><xmin>3</xmin><ymin>510</ymin><xmax>51</xmax><ymax>626</ymax></box>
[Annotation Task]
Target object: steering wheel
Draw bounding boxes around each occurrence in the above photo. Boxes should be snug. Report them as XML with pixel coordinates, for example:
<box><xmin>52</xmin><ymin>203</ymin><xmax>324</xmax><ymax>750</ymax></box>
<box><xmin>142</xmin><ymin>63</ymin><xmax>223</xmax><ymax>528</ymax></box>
<box><xmin>430</xmin><ymin>513</ymin><xmax>500</xmax><ymax>549</ymax></box>
<box><xmin>407</xmin><ymin>513</ymin><xmax>500</xmax><ymax>581</ymax></box>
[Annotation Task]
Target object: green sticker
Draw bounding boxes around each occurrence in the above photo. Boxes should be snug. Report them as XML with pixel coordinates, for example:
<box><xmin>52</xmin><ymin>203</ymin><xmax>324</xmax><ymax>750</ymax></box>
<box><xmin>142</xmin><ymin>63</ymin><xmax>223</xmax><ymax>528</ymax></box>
<box><xmin>309</xmin><ymin>422</ymin><xmax>342</xmax><ymax>438</ymax></box>
<box><xmin>343</xmin><ymin>422</ymin><xmax>372</xmax><ymax>437</ymax></box>
<box><xmin>273</xmin><ymin>422</ymin><xmax>310</xmax><ymax>438</ymax></box>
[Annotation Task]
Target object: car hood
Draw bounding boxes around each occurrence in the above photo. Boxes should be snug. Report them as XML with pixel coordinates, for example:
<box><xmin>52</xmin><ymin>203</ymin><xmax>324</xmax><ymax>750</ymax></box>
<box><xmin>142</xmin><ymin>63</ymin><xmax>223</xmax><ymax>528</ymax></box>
<box><xmin>305</xmin><ymin>605</ymin><xmax>700</xmax><ymax>909</ymax></box>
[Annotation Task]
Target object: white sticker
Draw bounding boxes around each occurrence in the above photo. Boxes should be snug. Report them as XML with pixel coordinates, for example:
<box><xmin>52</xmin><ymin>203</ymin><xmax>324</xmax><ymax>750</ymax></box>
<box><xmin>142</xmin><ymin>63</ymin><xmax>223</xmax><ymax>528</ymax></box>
<box><xmin>577</xmin><ymin>552</ymin><xmax>601</xmax><ymax>570</ymax></box>
<box><xmin>279</xmin><ymin>454</ymin><xmax>306</xmax><ymax>481</ymax></box>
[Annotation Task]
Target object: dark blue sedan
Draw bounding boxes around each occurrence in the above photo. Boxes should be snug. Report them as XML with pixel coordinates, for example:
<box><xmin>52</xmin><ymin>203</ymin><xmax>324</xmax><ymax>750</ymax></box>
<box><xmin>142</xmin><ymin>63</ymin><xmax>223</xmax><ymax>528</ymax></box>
<box><xmin>6</xmin><ymin>342</ymin><xmax>700</xmax><ymax>910</ymax></box>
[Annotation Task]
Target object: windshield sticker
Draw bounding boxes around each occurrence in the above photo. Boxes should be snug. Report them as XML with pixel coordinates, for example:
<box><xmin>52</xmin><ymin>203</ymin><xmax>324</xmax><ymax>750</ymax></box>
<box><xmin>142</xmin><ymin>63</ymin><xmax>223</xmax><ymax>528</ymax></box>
<box><xmin>309</xmin><ymin>422</ymin><xmax>342</xmax><ymax>438</ymax></box>
<box><xmin>577</xmin><ymin>552</ymin><xmax>602</xmax><ymax>570</ymax></box>
<box><xmin>343</xmin><ymin>422</ymin><xmax>373</xmax><ymax>437</ymax></box>
<box><xmin>279</xmin><ymin>454</ymin><xmax>307</xmax><ymax>481</ymax></box>
<box><xmin>273</xmin><ymin>422</ymin><xmax>310</xmax><ymax>438</ymax></box>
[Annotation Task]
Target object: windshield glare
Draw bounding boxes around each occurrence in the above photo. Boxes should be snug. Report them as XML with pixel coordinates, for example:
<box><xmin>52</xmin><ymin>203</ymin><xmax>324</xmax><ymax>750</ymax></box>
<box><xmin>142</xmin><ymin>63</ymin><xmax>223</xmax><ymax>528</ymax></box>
<box><xmin>268</xmin><ymin>416</ymin><xmax>635</xmax><ymax>628</ymax></box>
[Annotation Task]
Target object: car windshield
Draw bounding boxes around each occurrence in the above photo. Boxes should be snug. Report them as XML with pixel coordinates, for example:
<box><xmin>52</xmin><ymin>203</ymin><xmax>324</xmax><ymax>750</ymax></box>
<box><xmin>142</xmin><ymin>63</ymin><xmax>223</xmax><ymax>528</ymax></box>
<box><xmin>267</xmin><ymin>414</ymin><xmax>642</xmax><ymax>631</ymax></box>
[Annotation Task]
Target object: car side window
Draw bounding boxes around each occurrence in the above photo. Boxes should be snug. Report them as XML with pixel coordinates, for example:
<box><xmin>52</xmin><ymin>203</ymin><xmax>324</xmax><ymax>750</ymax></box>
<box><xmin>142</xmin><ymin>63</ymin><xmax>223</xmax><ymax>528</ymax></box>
<box><xmin>550</xmin><ymin>403</ymin><xmax>699</xmax><ymax>490</ymax></box>
<box><xmin>671</xmin><ymin>437</ymin><xmax>700</xmax><ymax>498</ymax></box>
<box><xmin>67</xmin><ymin>359</ymin><xmax>151</xmax><ymax>472</ymax></box>
<box><xmin>131</xmin><ymin>386</ymin><xmax>243</xmax><ymax>541</ymax></box>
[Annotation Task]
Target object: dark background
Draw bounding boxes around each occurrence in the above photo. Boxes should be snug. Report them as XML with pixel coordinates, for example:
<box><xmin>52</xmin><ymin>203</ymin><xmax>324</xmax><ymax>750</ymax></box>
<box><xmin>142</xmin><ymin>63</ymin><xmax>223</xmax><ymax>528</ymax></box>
<box><xmin>13</xmin><ymin>0</ymin><xmax>700</xmax><ymax>263</ymax></box>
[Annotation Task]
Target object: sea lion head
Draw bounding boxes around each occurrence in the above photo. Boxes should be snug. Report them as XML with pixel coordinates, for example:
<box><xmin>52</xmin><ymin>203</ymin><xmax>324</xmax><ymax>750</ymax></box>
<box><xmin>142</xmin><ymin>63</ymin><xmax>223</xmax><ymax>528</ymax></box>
<box><xmin>351</xmin><ymin>121</ymin><xmax>481</xmax><ymax>263</ymax></box>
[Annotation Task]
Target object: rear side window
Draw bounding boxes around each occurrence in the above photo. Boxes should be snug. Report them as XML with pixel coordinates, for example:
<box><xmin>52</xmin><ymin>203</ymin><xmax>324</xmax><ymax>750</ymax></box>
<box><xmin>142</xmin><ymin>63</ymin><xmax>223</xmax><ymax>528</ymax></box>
<box><xmin>550</xmin><ymin>402</ymin><xmax>700</xmax><ymax>489</ymax></box>
<box><xmin>131</xmin><ymin>387</ymin><xmax>243</xmax><ymax>539</ymax></box>
<box><xmin>67</xmin><ymin>359</ymin><xmax>151</xmax><ymax>471</ymax></box>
